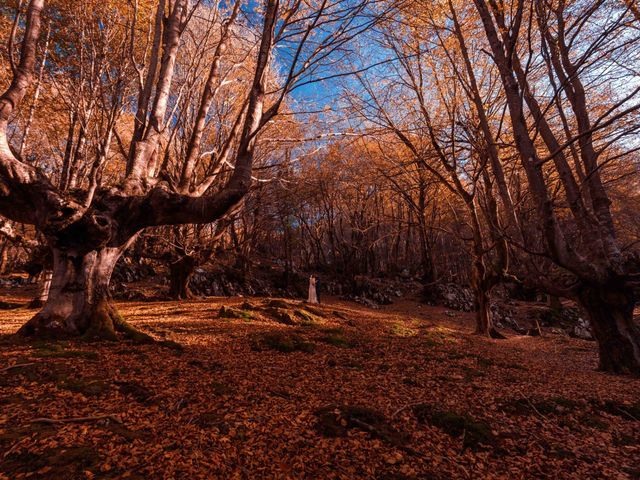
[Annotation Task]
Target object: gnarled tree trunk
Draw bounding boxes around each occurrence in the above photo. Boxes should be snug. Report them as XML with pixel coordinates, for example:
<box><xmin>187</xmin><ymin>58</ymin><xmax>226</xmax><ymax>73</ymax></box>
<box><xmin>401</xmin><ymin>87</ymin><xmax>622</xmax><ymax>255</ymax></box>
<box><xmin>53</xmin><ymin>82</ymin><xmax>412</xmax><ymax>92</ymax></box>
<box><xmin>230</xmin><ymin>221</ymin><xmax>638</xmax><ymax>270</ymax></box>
<box><xmin>168</xmin><ymin>254</ymin><xmax>196</xmax><ymax>300</ymax></box>
<box><xmin>471</xmin><ymin>260</ymin><xmax>504</xmax><ymax>339</ymax></box>
<box><xmin>577</xmin><ymin>282</ymin><xmax>640</xmax><ymax>375</ymax></box>
<box><xmin>17</xmin><ymin>246</ymin><xmax>148</xmax><ymax>341</ymax></box>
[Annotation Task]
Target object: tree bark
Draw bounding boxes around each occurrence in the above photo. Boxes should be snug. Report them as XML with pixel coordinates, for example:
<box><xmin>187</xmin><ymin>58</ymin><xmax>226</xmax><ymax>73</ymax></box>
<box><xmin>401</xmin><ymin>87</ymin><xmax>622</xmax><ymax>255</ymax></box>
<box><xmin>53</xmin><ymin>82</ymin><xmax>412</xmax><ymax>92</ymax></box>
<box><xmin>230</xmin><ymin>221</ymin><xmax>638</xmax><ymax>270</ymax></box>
<box><xmin>0</xmin><ymin>241</ymin><xmax>8</xmax><ymax>274</ymax></box>
<box><xmin>168</xmin><ymin>254</ymin><xmax>196</xmax><ymax>300</ymax></box>
<box><xmin>577</xmin><ymin>282</ymin><xmax>640</xmax><ymax>375</ymax></box>
<box><xmin>17</xmin><ymin>246</ymin><xmax>150</xmax><ymax>341</ymax></box>
<box><xmin>473</xmin><ymin>278</ymin><xmax>491</xmax><ymax>335</ymax></box>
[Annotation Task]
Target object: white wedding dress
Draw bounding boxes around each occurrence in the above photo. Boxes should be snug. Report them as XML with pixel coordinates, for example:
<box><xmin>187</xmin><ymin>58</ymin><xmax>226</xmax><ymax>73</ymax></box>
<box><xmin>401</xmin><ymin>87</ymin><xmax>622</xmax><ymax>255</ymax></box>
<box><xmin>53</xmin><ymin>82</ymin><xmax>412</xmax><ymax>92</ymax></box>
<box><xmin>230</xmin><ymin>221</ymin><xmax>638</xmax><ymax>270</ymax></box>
<box><xmin>308</xmin><ymin>277</ymin><xmax>318</xmax><ymax>303</ymax></box>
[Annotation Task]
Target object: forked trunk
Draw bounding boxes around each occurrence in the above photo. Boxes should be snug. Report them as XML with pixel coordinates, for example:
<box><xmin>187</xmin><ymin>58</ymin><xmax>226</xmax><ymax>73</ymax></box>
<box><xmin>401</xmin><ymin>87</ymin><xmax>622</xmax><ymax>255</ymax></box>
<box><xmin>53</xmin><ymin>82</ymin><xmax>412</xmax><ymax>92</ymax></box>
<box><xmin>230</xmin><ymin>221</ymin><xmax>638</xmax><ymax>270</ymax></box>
<box><xmin>17</xmin><ymin>247</ymin><xmax>149</xmax><ymax>341</ymax></box>
<box><xmin>168</xmin><ymin>254</ymin><xmax>196</xmax><ymax>300</ymax></box>
<box><xmin>472</xmin><ymin>270</ymin><xmax>505</xmax><ymax>339</ymax></box>
<box><xmin>577</xmin><ymin>282</ymin><xmax>640</xmax><ymax>375</ymax></box>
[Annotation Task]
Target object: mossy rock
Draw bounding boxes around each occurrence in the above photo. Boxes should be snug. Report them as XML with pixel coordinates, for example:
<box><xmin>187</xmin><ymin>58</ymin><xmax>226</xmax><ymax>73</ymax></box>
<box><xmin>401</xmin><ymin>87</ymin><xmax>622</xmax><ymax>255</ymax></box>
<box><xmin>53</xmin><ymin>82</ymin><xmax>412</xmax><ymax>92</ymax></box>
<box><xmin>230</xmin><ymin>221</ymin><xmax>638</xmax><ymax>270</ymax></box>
<box><xmin>250</xmin><ymin>332</ymin><xmax>314</xmax><ymax>353</ymax></box>
<box><xmin>302</xmin><ymin>305</ymin><xmax>327</xmax><ymax>317</ymax></box>
<box><xmin>318</xmin><ymin>333</ymin><xmax>356</xmax><ymax>348</ymax></box>
<box><xmin>413</xmin><ymin>404</ymin><xmax>495</xmax><ymax>450</ymax></box>
<box><xmin>314</xmin><ymin>404</ymin><xmax>406</xmax><ymax>448</ymax></box>
<box><xmin>423</xmin><ymin>327</ymin><xmax>456</xmax><ymax>347</ymax></box>
<box><xmin>294</xmin><ymin>309</ymin><xmax>319</xmax><ymax>324</ymax></box>
<box><xmin>218</xmin><ymin>306</ymin><xmax>254</xmax><ymax>320</ymax></box>
<box><xmin>240</xmin><ymin>301</ymin><xmax>258</xmax><ymax>311</ymax></box>
<box><xmin>264</xmin><ymin>306</ymin><xmax>320</xmax><ymax>325</ymax></box>
<box><xmin>265</xmin><ymin>299</ymin><xmax>295</xmax><ymax>309</ymax></box>
<box><xmin>266</xmin><ymin>307</ymin><xmax>299</xmax><ymax>325</ymax></box>
<box><xmin>388</xmin><ymin>322</ymin><xmax>419</xmax><ymax>337</ymax></box>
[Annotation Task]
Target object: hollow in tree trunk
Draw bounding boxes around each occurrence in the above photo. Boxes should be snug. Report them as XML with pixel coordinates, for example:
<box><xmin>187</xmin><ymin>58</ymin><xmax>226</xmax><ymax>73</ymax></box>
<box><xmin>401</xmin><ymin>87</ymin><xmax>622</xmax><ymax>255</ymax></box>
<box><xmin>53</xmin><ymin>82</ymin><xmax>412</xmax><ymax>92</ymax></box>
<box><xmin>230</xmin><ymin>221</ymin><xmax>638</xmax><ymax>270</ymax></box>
<box><xmin>577</xmin><ymin>282</ymin><xmax>640</xmax><ymax>375</ymax></box>
<box><xmin>17</xmin><ymin>247</ymin><xmax>152</xmax><ymax>342</ymax></box>
<box><xmin>168</xmin><ymin>254</ymin><xmax>196</xmax><ymax>300</ymax></box>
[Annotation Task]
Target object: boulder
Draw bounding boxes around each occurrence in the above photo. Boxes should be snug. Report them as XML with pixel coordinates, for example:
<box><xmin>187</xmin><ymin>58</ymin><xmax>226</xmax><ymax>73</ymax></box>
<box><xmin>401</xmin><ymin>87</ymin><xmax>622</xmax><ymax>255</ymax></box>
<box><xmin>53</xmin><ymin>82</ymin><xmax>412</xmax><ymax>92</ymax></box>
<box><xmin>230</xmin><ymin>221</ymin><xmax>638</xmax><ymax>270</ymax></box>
<box><xmin>571</xmin><ymin>317</ymin><xmax>594</xmax><ymax>340</ymax></box>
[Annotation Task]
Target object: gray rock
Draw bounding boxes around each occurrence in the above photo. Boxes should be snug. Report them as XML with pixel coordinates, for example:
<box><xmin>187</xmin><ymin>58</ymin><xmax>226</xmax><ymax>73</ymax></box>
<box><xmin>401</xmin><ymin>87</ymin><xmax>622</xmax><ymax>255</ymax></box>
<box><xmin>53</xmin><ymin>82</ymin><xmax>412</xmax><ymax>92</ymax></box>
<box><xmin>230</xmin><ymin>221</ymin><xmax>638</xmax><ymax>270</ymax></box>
<box><xmin>572</xmin><ymin>317</ymin><xmax>594</xmax><ymax>340</ymax></box>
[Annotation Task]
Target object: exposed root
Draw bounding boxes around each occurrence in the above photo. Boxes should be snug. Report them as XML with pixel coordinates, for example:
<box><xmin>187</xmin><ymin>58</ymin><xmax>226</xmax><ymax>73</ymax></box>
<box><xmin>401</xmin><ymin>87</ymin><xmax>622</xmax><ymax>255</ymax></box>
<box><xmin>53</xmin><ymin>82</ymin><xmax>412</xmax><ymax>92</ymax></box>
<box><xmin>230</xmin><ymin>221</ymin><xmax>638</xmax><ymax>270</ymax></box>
<box><xmin>18</xmin><ymin>300</ymin><xmax>163</xmax><ymax>345</ymax></box>
<box><xmin>110</xmin><ymin>304</ymin><xmax>183</xmax><ymax>350</ymax></box>
<box><xmin>1</xmin><ymin>362</ymin><xmax>36</xmax><ymax>373</ymax></box>
<box><xmin>109</xmin><ymin>305</ymin><xmax>154</xmax><ymax>344</ymax></box>
<box><xmin>31</xmin><ymin>414</ymin><xmax>122</xmax><ymax>425</ymax></box>
<box><xmin>475</xmin><ymin>327</ymin><xmax>507</xmax><ymax>340</ymax></box>
<box><xmin>489</xmin><ymin>328</ymin><xmax>507</xmax><ymax>340</ymax></box>
<box><xmin>81</xmin><ymin>301</ymin><xmax>118</xmax><ymax>341</ymax></box>
<box><xmin>16</xmin><ymin>312</ymin><xmax>68</xmax><ymax>339</ymax></box>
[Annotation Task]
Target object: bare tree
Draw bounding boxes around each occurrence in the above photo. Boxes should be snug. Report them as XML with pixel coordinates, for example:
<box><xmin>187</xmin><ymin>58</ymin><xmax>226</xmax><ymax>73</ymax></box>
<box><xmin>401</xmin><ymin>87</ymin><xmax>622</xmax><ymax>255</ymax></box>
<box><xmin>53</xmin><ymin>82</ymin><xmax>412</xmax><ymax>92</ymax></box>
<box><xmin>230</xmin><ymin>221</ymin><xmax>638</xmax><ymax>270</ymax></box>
<box><xmin>472</xmin><ymin>0</ymin><xmax>640</xmax><ymax>373</ymax></box>
<box><xmin>0</xmin><ymin>0</ymin><xmax>384</xmax><ymax>340</ymax></box>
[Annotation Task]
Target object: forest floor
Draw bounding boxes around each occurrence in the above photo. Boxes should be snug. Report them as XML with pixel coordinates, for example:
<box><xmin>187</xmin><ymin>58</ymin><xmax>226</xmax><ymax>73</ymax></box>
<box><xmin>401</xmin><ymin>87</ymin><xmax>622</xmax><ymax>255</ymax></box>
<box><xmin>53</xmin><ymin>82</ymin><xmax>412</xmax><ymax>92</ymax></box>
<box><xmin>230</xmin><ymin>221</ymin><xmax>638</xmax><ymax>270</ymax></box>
<box><xmin>0</xmin><ymin>288</ymin><xmax>639</xmax><ymax>479</ymax></box>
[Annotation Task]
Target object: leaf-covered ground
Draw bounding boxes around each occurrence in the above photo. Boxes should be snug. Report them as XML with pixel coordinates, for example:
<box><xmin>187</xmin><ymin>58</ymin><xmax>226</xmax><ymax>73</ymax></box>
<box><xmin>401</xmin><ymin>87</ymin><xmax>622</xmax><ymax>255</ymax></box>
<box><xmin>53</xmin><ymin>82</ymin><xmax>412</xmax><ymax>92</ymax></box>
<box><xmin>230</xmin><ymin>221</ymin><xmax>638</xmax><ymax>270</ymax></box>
<box><xmin>1</xmin><ymin>292</ymin><xmax>639</xmax><ymax>479</ymax></box>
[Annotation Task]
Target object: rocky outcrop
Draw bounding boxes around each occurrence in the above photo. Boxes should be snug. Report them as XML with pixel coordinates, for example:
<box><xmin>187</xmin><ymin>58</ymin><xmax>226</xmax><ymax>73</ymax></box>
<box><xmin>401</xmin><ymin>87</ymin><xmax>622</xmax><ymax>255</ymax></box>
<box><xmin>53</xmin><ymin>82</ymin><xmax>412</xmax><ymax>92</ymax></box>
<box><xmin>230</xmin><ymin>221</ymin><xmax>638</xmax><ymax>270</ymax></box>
<box><xmin>427</xmin><ymin>283</ymin><xmax>475</xmax><ymax>312</ymax></box>
<box><xmin>339</xmin><ymin>275</ymin><xmax>408</xmax><ymax>308</ymax></box>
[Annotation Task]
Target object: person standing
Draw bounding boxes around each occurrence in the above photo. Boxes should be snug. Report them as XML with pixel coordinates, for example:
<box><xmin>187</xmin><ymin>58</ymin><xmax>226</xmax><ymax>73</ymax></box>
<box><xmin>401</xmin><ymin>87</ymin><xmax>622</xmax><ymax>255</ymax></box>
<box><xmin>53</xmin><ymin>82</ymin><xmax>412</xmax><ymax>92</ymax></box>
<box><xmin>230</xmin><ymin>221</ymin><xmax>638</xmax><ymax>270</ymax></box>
<box><xmin>308</xmin><ymin>275</ymin><xmax>318</xmax><ymax>303</ymax></box>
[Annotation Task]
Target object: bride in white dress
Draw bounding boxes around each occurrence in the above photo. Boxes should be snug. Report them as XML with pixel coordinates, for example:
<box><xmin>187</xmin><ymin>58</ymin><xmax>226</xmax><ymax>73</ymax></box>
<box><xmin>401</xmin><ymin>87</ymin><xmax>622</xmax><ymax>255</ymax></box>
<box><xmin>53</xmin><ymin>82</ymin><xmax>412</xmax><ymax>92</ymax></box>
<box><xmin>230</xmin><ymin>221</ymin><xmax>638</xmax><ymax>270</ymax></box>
<box><xmin>308</xmin><ymin>275</ymin><xmax>318</xmax><ymax>303</ymax></box>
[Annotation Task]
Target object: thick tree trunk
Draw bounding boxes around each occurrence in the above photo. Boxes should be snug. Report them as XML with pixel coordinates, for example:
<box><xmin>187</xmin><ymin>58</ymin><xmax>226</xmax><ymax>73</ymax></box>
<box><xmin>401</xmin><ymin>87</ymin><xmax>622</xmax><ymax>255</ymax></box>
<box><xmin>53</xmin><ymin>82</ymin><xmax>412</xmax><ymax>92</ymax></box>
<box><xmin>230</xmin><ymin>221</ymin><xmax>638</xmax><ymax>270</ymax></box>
<box><xmin>471</xmin><ymin>267</ymin><xmax>505</xmax><ymax>339</ymax></box>
<box><xmin>577</xmin><ymin>282</ymin><xmax>640</xmax><ymax>375</ymax></box>
<box><xmin>418</xmin><ymin>221</ymin><xmax>436</xmax><ymax>302</ymax></box>
<box><xmin>17</xmin><ymin>247</ymin><xmax>151</xmax><ymax>341</ymax></box>
<box><xmin>474</xmin><ymin>285</ymin><xmax>491</xmax><ymax>335</ymax></box>
<box><xmin>168</xmin><ymin>254</ymin><xmax>196</xmax><ymax>300</ymax></box>
<box><xmin>0</xmin><ymin>241</ymin><xmax>7</xmax><ymax>274</ymax></box>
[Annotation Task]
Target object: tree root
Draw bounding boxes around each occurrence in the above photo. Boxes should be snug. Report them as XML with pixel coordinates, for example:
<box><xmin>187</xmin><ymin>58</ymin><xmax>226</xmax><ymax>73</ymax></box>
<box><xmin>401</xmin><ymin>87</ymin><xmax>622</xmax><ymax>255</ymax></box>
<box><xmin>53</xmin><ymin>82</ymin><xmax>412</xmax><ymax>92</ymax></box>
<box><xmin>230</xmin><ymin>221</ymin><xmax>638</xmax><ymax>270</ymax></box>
<box><xmin>80</xmin><ymin>301</ymin><xmax>119</xmax><ymax>341</ymax></box>
<box><xmin>110</xmin><ymin>307</ymin><xmax>154</xmax><ymax>344</ymax></box>
<box><xmin>31</xmin><ymin>414</ymin><xmax>122</xmax><ymax>425</ymax></box>
<box><xmin>1</xmin><ymin>362</ymin><xmax>36</xmax><ymax>373</ymax></box>
<box><xmin>109</xmin><ymin>304</ymin><xmax>183</xmax><ymax>350</ymax></box>
<box><xmin>489</xmin><ymin>328</ymin><xmax>507</xmax><ymax>340</ymax></box>
<box><xmin>80</xmin><ymin>301</ymin><xmax>156</xmax><ymax>344</ymax></box>
<box><xmin>18</xmin><ymin>299</ymin><xmax>183</xmax><ymax>349</ymax></box>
